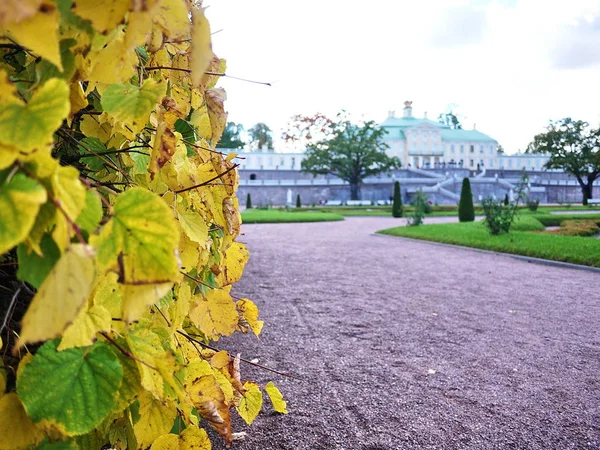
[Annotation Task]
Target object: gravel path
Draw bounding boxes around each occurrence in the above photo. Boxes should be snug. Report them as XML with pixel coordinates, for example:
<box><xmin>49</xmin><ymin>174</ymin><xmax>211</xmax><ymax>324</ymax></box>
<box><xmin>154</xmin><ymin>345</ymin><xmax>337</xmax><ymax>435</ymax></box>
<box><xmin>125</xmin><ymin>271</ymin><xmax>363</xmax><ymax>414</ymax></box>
<box><xmin>214</xmin><ymin>217</ymin><xmax>600</xmax><ymax>450</ymax></box>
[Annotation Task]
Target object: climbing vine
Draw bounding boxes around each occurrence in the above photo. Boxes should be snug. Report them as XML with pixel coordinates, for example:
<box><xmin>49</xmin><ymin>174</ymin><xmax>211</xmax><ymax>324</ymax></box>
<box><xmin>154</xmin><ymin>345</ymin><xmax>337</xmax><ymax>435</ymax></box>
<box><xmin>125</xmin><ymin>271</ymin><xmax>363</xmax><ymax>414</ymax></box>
<box><xmin>0</xmin><ymin>1</ymin><xmax>286</xmax><ymax>449</ymax></box>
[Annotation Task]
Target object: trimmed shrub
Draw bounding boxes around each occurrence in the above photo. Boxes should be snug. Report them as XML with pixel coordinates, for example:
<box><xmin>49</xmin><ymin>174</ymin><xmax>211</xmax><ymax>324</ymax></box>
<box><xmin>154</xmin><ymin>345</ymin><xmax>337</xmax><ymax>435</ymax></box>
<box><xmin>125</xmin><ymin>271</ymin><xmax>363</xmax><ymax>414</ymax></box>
<box><xmin>526</xmin><ymin>199</ymin><xmax>540</xmax><ymax>211</ymax></box>
<box><xmin>407</xmin><ymin>191</ymin><xmax>426</xmax><ymax>226</ymax></box>
<box><xmin>296</xmin><ymin>194</ymin><xmax>301</xmax><ymax>208</ymax></box>
<box><xmin>504</xmin><ymin>193</ymin><xmax>509</xmax><ymax>206</ymax></box>
<box><xmin>246</xmin><ymin>192</ymin><xmax>252</xmax><ymax>209</ymax></box>
<box><xmin>392</xmin><ymin>181</ymin><xmax>403</xmax><ymax>217</ymax></box>
<box><xmin>458</xmin><ymin>178</ymin><xmax>475</xmax><ymax>222</ymax></box>
<box><xmin>547</xmin><ymin>220</ymin><xmax>600</xmax><ymax>237</ymax></box>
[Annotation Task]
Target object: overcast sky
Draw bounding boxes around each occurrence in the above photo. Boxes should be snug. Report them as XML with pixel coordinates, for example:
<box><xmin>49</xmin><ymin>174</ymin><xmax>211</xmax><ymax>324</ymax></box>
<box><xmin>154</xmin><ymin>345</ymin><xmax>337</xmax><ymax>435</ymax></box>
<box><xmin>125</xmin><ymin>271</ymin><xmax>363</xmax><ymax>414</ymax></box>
<box><xmin>205</xmin><ymin>0</ymin><xmax>600</xmax><ymax>153</ymax></box>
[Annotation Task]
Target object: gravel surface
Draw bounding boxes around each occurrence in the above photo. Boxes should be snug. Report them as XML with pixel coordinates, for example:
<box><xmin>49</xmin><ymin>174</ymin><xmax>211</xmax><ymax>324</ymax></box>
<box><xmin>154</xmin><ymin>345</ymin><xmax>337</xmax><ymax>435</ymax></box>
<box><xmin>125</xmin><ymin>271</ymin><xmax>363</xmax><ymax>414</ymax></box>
<box><xmin>213</xmin><ymin>217</ymin><xmax>600</xmax><ymax>450</ymax></box>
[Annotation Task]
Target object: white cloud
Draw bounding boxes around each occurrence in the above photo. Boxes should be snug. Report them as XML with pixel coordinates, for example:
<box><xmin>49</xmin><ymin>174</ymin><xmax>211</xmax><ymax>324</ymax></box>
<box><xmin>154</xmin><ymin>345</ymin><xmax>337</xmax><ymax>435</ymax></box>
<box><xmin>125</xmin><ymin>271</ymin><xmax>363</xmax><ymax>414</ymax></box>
<box><xmin>205</xmin><ymin>0</ymin><xmax>600</xmax><ymax>153</ymax></box>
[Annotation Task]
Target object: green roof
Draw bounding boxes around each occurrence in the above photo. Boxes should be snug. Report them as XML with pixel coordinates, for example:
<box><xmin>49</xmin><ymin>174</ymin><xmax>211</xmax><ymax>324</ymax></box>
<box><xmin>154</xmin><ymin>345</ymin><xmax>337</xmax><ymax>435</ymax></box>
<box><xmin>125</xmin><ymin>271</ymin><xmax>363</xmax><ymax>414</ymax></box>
<box><xmin>381</xmin><ymin>116</ymin><xmax>496</xmax><ymax>143</ymax></box>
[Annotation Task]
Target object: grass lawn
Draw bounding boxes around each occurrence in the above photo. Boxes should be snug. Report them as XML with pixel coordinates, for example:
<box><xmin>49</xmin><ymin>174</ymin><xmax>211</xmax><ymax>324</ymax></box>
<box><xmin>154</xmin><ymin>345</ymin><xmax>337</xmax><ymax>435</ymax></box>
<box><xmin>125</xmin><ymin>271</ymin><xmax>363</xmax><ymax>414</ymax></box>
<box><xmin>242</xmin><ymin>209</ymin><xmax>344</xmax><ymax>224</ymax></box>
<box><xmin>378</xmin><ymin>217</ymin><xmax>600</xmax><ymax>267</ymax></box>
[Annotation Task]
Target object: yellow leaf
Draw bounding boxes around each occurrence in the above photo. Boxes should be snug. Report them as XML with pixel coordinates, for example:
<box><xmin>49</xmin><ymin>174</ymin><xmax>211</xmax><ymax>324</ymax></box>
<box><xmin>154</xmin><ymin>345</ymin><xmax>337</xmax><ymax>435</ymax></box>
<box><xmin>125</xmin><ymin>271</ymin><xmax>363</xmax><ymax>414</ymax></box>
<box><xmin>236</xmin><ymin>298</ymin><xmax>263</xmax><ymax>337</ymax></box>
<box><xmin>153</xmin><ymin>0</ymin><xmax>190</xmax><ymax>40</ymax></box>
<box><xmin>126</xmin><ymin>321</ymin><xmax>168</xmax><ymax>398</ymax></box>
<box><xmin>189</xmin><ymin>289</ymin><xmax>238</xmax><ymax>340</ymax></box>
<box><xmin>0</xmin><ymin>69</ymin><xmax>16</xmax><ymax>98</ymax></box>
<box><xmin>179</xmin><ymin>232</ymin><xmax>199</xmax><ymax>274</ymax></box>
<box><xmin>206</xmin><ymin>88</ymin><xmax>227</xmax><ymax>147</ymax></box>
<box><xmin>264</xmin><ymin>381</ymin><xmax>288</xmax><ymax>414</ymax></box>
<box><xmin>190</xmin><ymin>6</ymin><xmax>212</xmax><ymax>87</ymax></box>
<box><xmin>80</xmin><ymin>113</ymin><xmax>112</xmax><ymax>143</ymax></box>
<box><xmin>133</xmin><ymin>391</ymin><xmax>177</xmax><ymax>449</ymax></box>
<box><xmin>0</xmin><ymin>393</ymin><xmax>45</xmax><ymax>449</ymax></box>
<box><xmin>51</xmin><ymin>166</ymin><xmax>84</xmax><ymax>217</ymax></box>
<box><xmin>220</xmin><ymin>242</ymin><xmax>248</xmax><ymax>287</ymax></box>
<box><xmin>3</xmin><ymin>1</ymin><xmax>62</xmax><ymax>70</ymax></box>
<box><xmin>125</xmin><ymin>9</ymin><xmax>155</xmax><ymax>51</ymax></box>
<box><xmin>149</xmin><ymin>122</ymin><xmax>177</xmax><ymax>180</ymax></box>
<box><xmin>120</xmin><ymin>282</ymin><xmax>173</xmax><ymax>323</ymax></box>
<box><xmin>91</xmin><ymin>187</ymin><xmax>180</xmax><ymax>285</ymax></box>
<box><xmin>178</xmin><ymin>210</ymin><xmax>209</xmax><ymax>246</ymax></box>
<box><xmin>17</xmin><ymin>244</ymin><xmax>96</xmax><ymax>349</ymax></box>
<box><xmin>92</xmin><ymin>272</ymin><xmax>123</xmax><ymax>319</ymax></box>
<box><xmin>0</xmin><ymin>173</ymin><xmax>47</xmax><ymax>255</ymax></box>
<box><xmin>101</xmin><ymin>79</ymin><xmax>166</xmax><ymax>134</ymax></box>
<box><xmin>57</xmin><ymin>304</ymin><xmax>112</xmax><ymax>350</ymax></box>
<box><xmin>210</xmin><ymin>351</ymin><xmax>230</xmax><ymax>370</ymax></box>
<box><xmin>151</xmin><ymin>426</ymin><xmax>211</xmax><ymax>450</ymax></box>
<box><xmin>0</xmin><ymin>0</ymin><xmax>41</xmax><ymax>25</ymax></box>
<box><xmin>0</xmin><ymin>78</ymin><xmax>69</xmax><ymax>152</ymax></box>
<box><xmin>87</xmin><ymin>32</ymin><xmax>137</xmax><ymax>85</ymax></box>
<box><xmin>190</xmin><ymin>107</ymin><xmax>211</xmax><ymax>140</ymax></box>
<box><xmin>69</xmin><ymin>82</ymin><xmax>88</xmax><ymax>120</ymax></box>
<box><xmin>73</xmin><ymin>0</ymin><xmax>130</xmax><ymax>32</ymax></box>
<box><xmin>236</xmin><ymin>381</ymin><xmax>262</xmax><ymax>425</ymax></box>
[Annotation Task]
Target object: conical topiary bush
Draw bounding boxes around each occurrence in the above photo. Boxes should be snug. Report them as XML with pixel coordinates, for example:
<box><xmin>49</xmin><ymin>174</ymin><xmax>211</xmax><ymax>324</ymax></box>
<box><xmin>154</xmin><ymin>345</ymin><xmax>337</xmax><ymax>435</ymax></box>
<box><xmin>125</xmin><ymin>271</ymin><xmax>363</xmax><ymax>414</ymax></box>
<box><xmin>392</xmin><ymin>181</ymin><xmax>403</xmax><ymax>218</ymax></box>
<box><xmin>459</xmin><ymin>177</ymin><xmax>475</xmax><ymax>222</ymax></box>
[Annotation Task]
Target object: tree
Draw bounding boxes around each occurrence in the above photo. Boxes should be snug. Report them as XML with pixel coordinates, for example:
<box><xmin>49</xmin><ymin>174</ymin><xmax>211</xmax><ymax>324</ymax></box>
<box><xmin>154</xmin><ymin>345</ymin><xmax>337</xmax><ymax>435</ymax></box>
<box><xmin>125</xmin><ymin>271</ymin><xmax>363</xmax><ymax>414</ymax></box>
<box><xmin>459</xmin><ymin>178</ymin><xmax>475</xmax><ymax>222</ymax></box>
<box><xmin>248</xmin><ymin>122</ymin><xmax>274</xmax><ymax>150</ymax></box>
<box><xmin>218</xmin><ymin>121</ymin><xmax>245</xmax><ymax>149</ymax></box>
<box><xmin>438</xmin><ymin>111</ymin><xmax>463</xmax><ymax>129</ymax></box>
<box><xmin>504</xmin><ymin>193</ymin><xmax>509</xmax><ymax>206</ymax></box>
<box><xmin>392</xmin><ymin>181</ymin><xmax>403</xmax><ymax>217</ymax></box>
<box><xmin>0</xmin><ymin>3</ymin><xmax>284</xmax><ymax>448</ymax></box>
<box><xmin>282</xmin><ymin>112</ymin><xmax>333</xmax><ymax>151</ymax></box>
<box><xmin>246</xmin><ymin>192</ymin><xmax>253</xmax><ymax>209</ymax></box>
<box><xmin>301</xmin><ymin>117</ymin><xmax>401</xmax><ymax>200</ymax></box>
<box><xmin>296</xmin><ymin>194</ymin><xmax>302</xmax><ymax>208</ymax></box>
<box><xmin>528</xmin><ymin>118</ymin><xmax>600</xmax><ymax>205</ymax></box>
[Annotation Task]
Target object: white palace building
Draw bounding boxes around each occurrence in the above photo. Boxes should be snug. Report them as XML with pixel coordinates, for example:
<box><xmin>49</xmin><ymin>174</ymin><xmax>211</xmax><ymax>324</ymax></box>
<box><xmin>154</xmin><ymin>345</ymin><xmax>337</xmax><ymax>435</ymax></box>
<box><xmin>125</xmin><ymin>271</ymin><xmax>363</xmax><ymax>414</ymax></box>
<box><xmin>232</xmin><ymin>102</ymin><xmax>549</xmax><ymax>173</ymax></box>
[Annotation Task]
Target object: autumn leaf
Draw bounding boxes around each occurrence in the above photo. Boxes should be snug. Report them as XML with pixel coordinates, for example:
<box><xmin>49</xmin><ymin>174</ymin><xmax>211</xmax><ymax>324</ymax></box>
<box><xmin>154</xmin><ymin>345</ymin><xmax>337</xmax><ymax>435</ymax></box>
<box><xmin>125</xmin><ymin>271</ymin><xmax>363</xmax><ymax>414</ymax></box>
<box><xmin>91</xmin><ymin>187</ymin><xmax>180</xmax><ymax>284</ymax></box>
<box><xmin>149</xmin><ymin>122</ymin><xmax>177</xmax><ymax>179</ymax></box>
<box><xmin>264</xmin><ymin>381</ymin><xmax>288</xmax><ymax>414</ymax></box>
<box><xmin>206</xmin><ymin>88</ymin><xmax>227</xmax><ymax>146</ymax></box>
<box><xmin>236</xmin><ymin>382</ymin><xmax>262</xmax><ymax>425</ymax></box>
<box><xmin>17</xmin><ymin>244</ymin><xmax>96</xmax><ymax>350</ymax></box>
<box><xmin>0</xmin><ymin>393</ymin><xmax>45</xmax><ymax>449</ymax></box>
<box><xmin>0</xmin><ymin>173</ymin><xmax>47</xmax><ymax>255</ymax></box>
<box><xmin>73</xmin><ymin>0</ymin><xmax>130</xmax><ymax>33</ymax></box>
<box><xmin>191</xmin><ymin>6</ymin><xmax>213</xmax><ymax>87</ymax></box>
<box><xmin>236</xmin><ymin>298</ymin><xmax>263</xmax><ymax>337</ymax></box>
<box><xmin>189</xmin><ymin>289</ymin><xmax>238</xmax><ymax>340</ymax></box>
<box><xmin>151</xmin><ymin>426</ymin><xmax>212</xmax><ymax>450</ymax></box>
<box><xmin>0</xmin><ymin>78</ymin><xmax>69</xmax><ymax>152</ymax></box>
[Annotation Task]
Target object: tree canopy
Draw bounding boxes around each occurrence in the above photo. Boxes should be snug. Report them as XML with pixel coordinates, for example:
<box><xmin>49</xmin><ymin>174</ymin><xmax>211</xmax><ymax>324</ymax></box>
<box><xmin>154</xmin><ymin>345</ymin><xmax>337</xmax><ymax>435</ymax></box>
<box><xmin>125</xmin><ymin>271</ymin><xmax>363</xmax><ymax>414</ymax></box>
<box><xmin>301</xmin><ymin>117</ymin><xmax>401</xmax><ymax>199</ymax></box>
<box><xmin>438</xmin><ymin>112</ymin><xmax>462</xmax><ymax>129</ymax></box>
<box><xmin>217</xmin><ymin>121</ymin><xmax>245</xmax><ymax>149</ymax></box>
<box><xmin>282</xmin><ymin>113</ymin><xmax>333</xmax><ymax>151</ymax></box>
<box><xmin>528</xmin><ymin>118</ymin><xmax>600</xmax><ymax>204</ymax></box>
<box><xmin>248</xmin><ymin>122</ymin><xmax>274</xmax><ymax>150</ymax></box>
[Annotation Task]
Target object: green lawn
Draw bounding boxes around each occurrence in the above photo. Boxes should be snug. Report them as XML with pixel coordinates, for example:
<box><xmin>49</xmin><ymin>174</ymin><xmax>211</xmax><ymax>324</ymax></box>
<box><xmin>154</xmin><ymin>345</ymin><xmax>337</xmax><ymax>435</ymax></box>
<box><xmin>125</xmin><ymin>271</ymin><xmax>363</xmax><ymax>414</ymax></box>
<box><xmin>378</xmin><ymin>217</ymin><xmax>600</xmax><ymax>267</ymax></box>
<box><xmin>242</xmin><ymin>209</ymin><xmax>344</xmax><ymax>224</ymax></box>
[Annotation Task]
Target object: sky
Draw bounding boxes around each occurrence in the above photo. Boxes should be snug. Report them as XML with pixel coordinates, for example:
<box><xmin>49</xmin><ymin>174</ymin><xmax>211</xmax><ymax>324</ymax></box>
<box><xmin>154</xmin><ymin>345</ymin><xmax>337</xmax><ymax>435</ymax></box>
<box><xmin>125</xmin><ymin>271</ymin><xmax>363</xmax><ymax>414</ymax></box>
<box><xmin>205</xmin><ymin>0</ymin><xmax>600</xmax><ymax>154</ymax></box>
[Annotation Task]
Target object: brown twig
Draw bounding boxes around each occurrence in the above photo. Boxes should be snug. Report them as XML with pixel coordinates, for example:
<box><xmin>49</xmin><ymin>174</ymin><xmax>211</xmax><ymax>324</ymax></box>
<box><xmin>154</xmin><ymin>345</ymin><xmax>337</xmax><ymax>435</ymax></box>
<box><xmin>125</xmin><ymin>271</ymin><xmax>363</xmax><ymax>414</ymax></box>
<box><xmin>100</xmin><ymin>331</ymin><xmax>159</xmax><ymax>371</ymax></box>
<box><xmin>175</xmin><ymin>163</ymin><xmax>238</xmax><ymax>193</ymax></box>
<box><xmin>176</xmin><ymin>330</ymin><xmax>303</xmax><ymax>381</ymax></box>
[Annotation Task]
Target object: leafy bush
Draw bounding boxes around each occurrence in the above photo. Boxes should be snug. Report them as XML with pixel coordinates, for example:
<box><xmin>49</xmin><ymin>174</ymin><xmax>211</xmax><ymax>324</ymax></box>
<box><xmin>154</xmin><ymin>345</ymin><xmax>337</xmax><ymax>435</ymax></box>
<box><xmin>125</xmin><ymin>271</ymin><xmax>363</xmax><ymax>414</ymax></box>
<box><xmin>527</xmin><ymin>198</ymin><xmax>540</xmax><ymax>211</ymax></box>
<box><xmin>392</xmin><ymin>181</ymin><xmax>403</xmax><ymax>217</ymax></box>
<box><xmin>0</xmin><ymin>3</ymin><xmax>286</xmax><ymax>449</ymax></box>
<box><xmin>407</xmin><ymin>191</ymin><xmax>427</xmax><ymax>226</ymax></box>
<box><xmin>534</xmin><ymin>214</ymin><xmax>600</xmax><ymax>227</ymax></box>
<box><xmin>246</xmin><ymin>192</ymin><xmax>253</xmax><ymax>209</ymax></box>
<box><xmin>481</xmin><ymin>196</ymin><xmax>519</xmax><ymax>235</ymax></box>
<box><xmin>458</xmin><ymin>178</ymin><xmax>475</xmax><ymax>222</ymax></box>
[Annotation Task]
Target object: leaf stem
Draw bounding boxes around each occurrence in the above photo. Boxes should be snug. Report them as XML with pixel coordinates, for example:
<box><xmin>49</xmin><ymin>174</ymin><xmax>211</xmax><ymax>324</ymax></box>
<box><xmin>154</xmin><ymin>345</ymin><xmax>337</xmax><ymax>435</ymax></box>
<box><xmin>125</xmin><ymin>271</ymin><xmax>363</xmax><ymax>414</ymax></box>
<box><xmin>100</xmin><ymin>331</ymin><xmax>159</xmax><ymax>371</ymax></box>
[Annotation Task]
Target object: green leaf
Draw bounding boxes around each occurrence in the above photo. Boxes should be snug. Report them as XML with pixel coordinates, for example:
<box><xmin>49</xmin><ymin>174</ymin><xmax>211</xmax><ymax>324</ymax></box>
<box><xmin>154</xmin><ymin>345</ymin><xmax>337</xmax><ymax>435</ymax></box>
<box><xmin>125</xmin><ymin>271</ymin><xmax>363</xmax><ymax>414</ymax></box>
<box><xmin>101</xmin><ymin>79</ymin><xmax>166</xmax><ymax>132</ymax></box>
<box><xmin>35</xmin><ymin>38</ymin><xmax>77</xmax><ymax>83</ymax></box>
<box><xmin>0</xmin><ymin>78</ymin><xmax>70</xmax><ymax>152</ymax></box>
<box><xmin>91</xmin><ymin>187</ymin><xmax>180</xmax><ymax>284</ymax></box>
<box><xmin>174</xmin><ymin>118</ymin><xmax>197</xmax><ymax>155</ymax></box>
<box><xmin>0</xmin><ymin>172</ymin><xmax>47</xmax><ymax>254</ymax></box>
<box><xmin>76</xmin><ymin>189</ymin><xmax>103</xmax><ymax>233</ymax></box>
<box><xmin>264</xmin><ymin>381</ymin><xmax>288</xmax><ymax>414</ymax></box>
<box><xmin>17</xmin><ymin>234</ymin><xmax>60</xmax><ymax>289</ymax></box>
<box><xmin>78</xmin><ymin>137</ymin><xmax>108</xmax><ymax>171</ymax></box>
<box><xmin>17</xmin><ymin>340</ymin><xmax>123</xmax><ymax>436</ymax></box>
<box><xmin>236</xmin><ymin>381</ymin><xmax>262</xmax><ymax>425</ymax></box>
<box><xmin>35</xmin><ymin>439</ymin><xmax>79</xmax><ymax>449</ymax></box>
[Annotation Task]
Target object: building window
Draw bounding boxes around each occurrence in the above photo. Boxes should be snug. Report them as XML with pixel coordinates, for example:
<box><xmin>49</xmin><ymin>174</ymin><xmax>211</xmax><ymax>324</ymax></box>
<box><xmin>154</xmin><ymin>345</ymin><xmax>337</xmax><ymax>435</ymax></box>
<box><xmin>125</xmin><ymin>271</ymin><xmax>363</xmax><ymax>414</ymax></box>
<box><xmin>470</xmin><ymin>145</ymin><xmax>475</xmax><ymax>153</ymax></box>
<box><xmin>451</xmin><ymin>144</ymin><xmax>455</xmax><ymax>153</ymax></box>
<box><xmin>507</xmin><ymin>160</ymin><xmax>512</xmax><ymax>168</ymax></box>
<box><xmin>490</xmin><ymin>160</ymin><xmax>494</xmax><ymax>168</ymax></box>
<box><xmin>249</xmin><ymin>173</ymin><xmax>257</xmax><ymax>180</ymax></box>
<box><xmin>480</xmin><ymin>145</ymin><xmax>484</xmax><ymax>153</ymax></box>
<box><xmin>460</xmin><ymin>145</ymin><xmax>464</xmax><ymax>153</ymax></box>
<box><xmin>489</xmin><ymin>144</ymin><xmax>494</xmax><ymax>153</ymax></box>
<box><xmin>470</xmin><ymin>159</ymin><xmax>474</xmax><ymax>167</ymax></box>
<box><xmin>291</xmin><ymin>157</ymin><xmax>295</xmax><ymax>169</ymax></box>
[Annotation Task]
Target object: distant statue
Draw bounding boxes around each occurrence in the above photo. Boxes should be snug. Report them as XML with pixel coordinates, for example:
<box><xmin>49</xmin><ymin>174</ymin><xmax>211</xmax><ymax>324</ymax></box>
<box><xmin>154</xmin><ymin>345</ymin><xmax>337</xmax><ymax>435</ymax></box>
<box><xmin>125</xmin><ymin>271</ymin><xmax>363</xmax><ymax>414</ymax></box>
<box><xmin>404</xmin><ymin>100</ymin><xmax>413</xmax><ymax>108</ymax></box>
